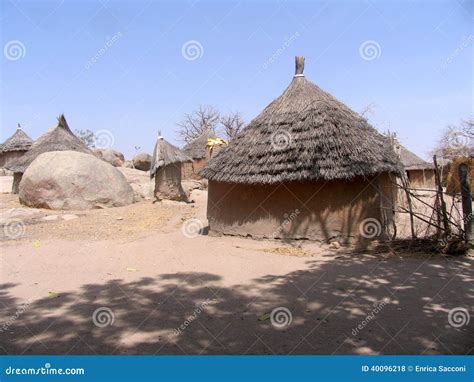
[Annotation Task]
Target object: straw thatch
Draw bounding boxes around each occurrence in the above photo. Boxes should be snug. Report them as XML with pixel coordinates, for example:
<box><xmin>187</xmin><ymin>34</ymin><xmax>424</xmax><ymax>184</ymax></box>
<box><xmin>201</xmin><ymin>56</ymin><xmax>401</xmax><ymax>184</ymax></box>
<box><xmin>0</xmin><ymin>124</ymin><xmax>33</xmax><ymax>153</ymax></box>
<box><xmin>182</xmin><ymin>129</ymin><xmax>215</xmax><ymax>159</ymax></box>
<box><xmin>5</xmin><ymin>114</ymin><xmax>92</xmax><ymax>173</ymax></box>
<box><xmin>150</xmin><ymin>135</ymin><xmax>192</xmax><ymax>179</ymax></box>
<box><xmin>398</xmin><ymin>145</ymin><xmax>433</xmax><ymax>170</ymax></box>
<box><xmin>446</xmin><ymin>156</ymin><xmax>474</xmax><ymax>195</ymax></box>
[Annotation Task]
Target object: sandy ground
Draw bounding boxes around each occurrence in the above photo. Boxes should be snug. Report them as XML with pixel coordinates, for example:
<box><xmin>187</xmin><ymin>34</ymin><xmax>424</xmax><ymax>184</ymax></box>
<box><xmin>0</xmin><ymin>189</ymin><xmax>473</xmax><ymax>355</ymax></box>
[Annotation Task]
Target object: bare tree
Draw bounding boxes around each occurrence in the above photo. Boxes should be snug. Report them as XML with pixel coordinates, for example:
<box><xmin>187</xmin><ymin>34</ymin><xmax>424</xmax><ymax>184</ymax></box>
<box><xmin>176</xmin><ymin>105</ymin><xmax>220</xmax><ymax>143</ymax></box>
<box><xmin>433</xmin><ymin>119</ymin><xmax>473</xmax><ymax>159</ymax></box>
<box><xmin>220</xmin><ymin>112</ymin><xmax>244</xmax><ymax>141</ymax></box>
<box><xmin>360</xmin><ymin>103</ymin><xmax>377</xmax><ymax>118</ymax></box>
<box><xmin>74</xmin><ymin>129</ymin><xmax>96</xmax><ymax>148</ymax></box>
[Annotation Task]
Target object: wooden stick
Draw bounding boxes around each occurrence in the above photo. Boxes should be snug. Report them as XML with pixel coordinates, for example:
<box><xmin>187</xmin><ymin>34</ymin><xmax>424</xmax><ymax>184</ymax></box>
<box><xmin>458</xmin><ymin>163</ymin><xmax>473</xmax><ymax>243</ymax></box>
<box><xmin>400</xmin><ymin>174</ymin><xmax>416</xmax><ymax>238</ymax></box>
<box><xmin>433</xmin><ymin>155</ymin><xmax>451</xmax><ymax>235</ymax></box>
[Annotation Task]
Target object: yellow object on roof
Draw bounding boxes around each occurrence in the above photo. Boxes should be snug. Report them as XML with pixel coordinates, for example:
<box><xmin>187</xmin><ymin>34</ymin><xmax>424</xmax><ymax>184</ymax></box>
<box><xmin>207</xmin><ymin>138</ymin><xmax>228</xmax><ymax>148</ymax></box>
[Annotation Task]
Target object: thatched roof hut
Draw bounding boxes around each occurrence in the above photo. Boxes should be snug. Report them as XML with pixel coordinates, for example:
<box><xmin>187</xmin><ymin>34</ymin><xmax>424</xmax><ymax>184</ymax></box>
<box><xmin>399</xmin><ymin>145</ymin><xmax>433</xmax><ymax>171</ymax></box>
<box><xmin>0</xmin><ymin>124</ymin><xmax>33</xmax><ymax>168</ymax></box>
<box><xmin>0</xmin><ymin>124</ymin><xmax>33</xmax><ymax>154</ymax></box>
<box><xmin>398</xmin><ymin>145</ymin><xmax>435</xmax><ymax>188</ymax></box>
<box><xmin>151</xmin><ymin>134</ymin><xmax>191</xmax><ymax>201</ymax></box>
<box><xmin>6</xmin><ymin>114</ymin><xmax>91</xmax><ymax>174</ymax></box>
<box><xmin>182</xmin><ymin>129</ymin><xmax>227</xmax><ymax>180</ymax></box>
<box><xmin>201</xmin><ymin>56</ymin><xmax>400</xmax><ymax>241</ymax></box>
<box><xmin>6</xmin><ymin>114</ymin><xmax>92</xmax><ymax>193</ymax></box>
<box><xmin>183</xmin><ymin>129</ymin><xmax>215</xmax><ymax>160</ymax></box>
<box><xmin>202</xmin><ymin>58</ymin><xmax>400</xmax><ymax>184</ymax></box>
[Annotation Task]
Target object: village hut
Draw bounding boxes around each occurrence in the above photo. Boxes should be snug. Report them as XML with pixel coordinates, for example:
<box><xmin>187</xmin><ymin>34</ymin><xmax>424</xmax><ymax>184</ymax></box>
<box><xmin>6</xmin><ymin>114</ymin><xmax>92</xmax><ymax>193</ymax></box>
<box><xmin>151</xmin><ymin>133</ymin><xmax>192</xmax><ymax>201</ymax></box>
<box><xmin>182</xmin><ymin>129</ymin><xmax>227</xmax><ymax>179</ymax></box>
<box><xmin>0</xmin><ymin>124</ymin><xmax>33</xmax><ymax>168</ymax></box>
<box><xmin>200</xmin><ymin>56</ymin><xmax>401</xmax><ymax>241</ymax></box>
<box><xmin>446</xmin><ymin>156</ymin><xmax>474</xmax><ymax>197</ymax></box>
<box><xmin>398</xmin><ymin>145</ymin><xmax>435</xmax><ymax>188</ymax></box>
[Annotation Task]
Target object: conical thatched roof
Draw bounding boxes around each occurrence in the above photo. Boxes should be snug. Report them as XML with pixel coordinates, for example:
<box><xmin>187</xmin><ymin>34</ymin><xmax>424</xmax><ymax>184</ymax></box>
<box><xmin>398</xmin><ymin>145</ymin><xmax>433</xmax><ymax>170</ymax></box>
<box><xmin>0</xmin><ymin>124</ymin><xmax>33</xmax><ymax>153</ymax></box>
<box><xmin>150</xmin><ymin>135</ymin><xmax>192</xmax><ymax>179</ymax></box>
<box><xmin>182</xmin><ymin>129</ymin><xmax>215</xmax><ymax>159</ymax></box>
<box><xmin>201</xmin><ymin>56</ymin><xmax>401</xmax><ymax>184</ymax></box>
<box><xmin>6</xmin><ymin>114</ymin><xmax>92</xmax><ymax>173</ymax></box>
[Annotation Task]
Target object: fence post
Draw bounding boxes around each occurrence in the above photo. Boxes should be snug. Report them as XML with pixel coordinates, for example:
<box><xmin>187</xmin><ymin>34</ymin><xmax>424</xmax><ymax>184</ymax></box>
<box><xmin>458</xmin><ymin>163</ymin><xmax>472</xmax><ymax>244</ymax></box>
<box><xmin>433</xmin><ymin>155</ymin><xmax>451</xmax><ymax>235</ymax></box>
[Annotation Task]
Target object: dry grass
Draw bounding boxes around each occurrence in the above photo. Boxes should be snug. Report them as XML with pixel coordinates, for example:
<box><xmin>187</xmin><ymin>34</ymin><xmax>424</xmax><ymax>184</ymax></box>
<box><xmin>201</xmin><ymin>57</ymin><xmax>401</xmax><ymax>184</ymax></box>
<box><xmin>263</xmin><ymin>246</ymin><xmax>313</xmax><ymax>257</ymax></box>
<box><xmin>0</xmin><ymin>126</ymin><xmax>33</xmax><ymax>153</ymax></box>
<box><xmin>0</xmin><ymin>196</ymin><xmax>197</xmax><ymax>243</ymax></box>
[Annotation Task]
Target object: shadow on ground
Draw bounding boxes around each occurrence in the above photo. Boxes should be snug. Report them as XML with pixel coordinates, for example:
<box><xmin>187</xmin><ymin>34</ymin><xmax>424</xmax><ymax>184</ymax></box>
<box><xmin>0</xmin><ymin>253</ymin><xmax>472</xmax><ymax>355</ymax></box>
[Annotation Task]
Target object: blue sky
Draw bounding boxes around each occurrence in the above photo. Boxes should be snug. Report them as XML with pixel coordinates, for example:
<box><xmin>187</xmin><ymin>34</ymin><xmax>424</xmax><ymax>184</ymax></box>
<box><xmin>1</xmin><ymin>0</ymin><xmax>472</xmax><ymax>159</ymax></box>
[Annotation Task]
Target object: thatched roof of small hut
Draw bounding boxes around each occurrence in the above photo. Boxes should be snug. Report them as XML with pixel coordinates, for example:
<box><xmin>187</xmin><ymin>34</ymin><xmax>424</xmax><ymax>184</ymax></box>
<box><xmin>150</xmin><ymin>135</ymin><xmax>192</xmax><ymax>179</ymax></box>
<box><xmin>398</xmin><ymin>145</ymin><xmax>433</xmax><ymax>171</ymax></box>
<box><xmin>0</xmin><ymin>124</ymin><xmax>33</xmax><ymax>153</ymax></box>
<box><xmin>201</xmin><ymin>56</ymin><xmax>401</xmax><ymax>184</ymax></box>
<box><xmin>183</xmin><ymin>129</ymin><xmax>215</xmax><ymax>159</ymax></box>
<box><xmin>6</xmin><ymin>114</ymin><xmax>92</xmax><ymax>173</ymax></box>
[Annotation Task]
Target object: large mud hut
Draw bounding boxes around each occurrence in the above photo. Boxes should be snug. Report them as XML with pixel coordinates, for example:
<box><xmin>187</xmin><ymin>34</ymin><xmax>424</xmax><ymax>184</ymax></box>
<box><xmin>0</xmin><ymin>124</ymin><xmax>33</xmax><ymax>168</ymax></box>
<box><xmin>151</xmin><ymin>134</ymin><xmax>192</xmax><ymax>201</ymax></box>
<box><xmin>201</xmin><ymin>56</ymin><xmax>401</xmax><ymax>241</ymax></box>
<box><xmin>6</xmin><ymin>114</ymin><xmax>92</xmax><ymax>193</ymax></box>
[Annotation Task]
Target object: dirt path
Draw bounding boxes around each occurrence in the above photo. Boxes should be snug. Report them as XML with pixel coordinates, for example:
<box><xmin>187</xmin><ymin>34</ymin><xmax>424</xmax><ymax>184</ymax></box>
<box><xmin>0</xmin><ymin>191</ymin><xmax>472</xmax><ymax>355</ymax></box>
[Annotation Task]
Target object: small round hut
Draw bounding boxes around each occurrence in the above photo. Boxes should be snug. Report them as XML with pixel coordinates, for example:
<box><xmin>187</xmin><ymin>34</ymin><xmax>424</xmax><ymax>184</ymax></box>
<box><xmin>151</xmin><ymin>134</ymin><xmax>192</xmax><ymax>201</ymax></box>
<box><xmin>398</xmin><ymin>145</ymin><xmax>435</xmax><ymax>188</ymax></box>
<box><xmin>200</xmin><ymin>56</ymin><xmax>401</xmax><ymax>241</ymax></box>
<box><xmin>182</xmin><ymin>129</ymin><xmax>227</xmax><ymax>179</ymax></box>
<box><xmin>0</xmin><ymin>124</ymin><xmax>33</xmax><ymax>169</ymax></box>
<box><xmin>6</xmin><ymin>114</ymin><xmax>92</xmax><ymax>193</ymax></box>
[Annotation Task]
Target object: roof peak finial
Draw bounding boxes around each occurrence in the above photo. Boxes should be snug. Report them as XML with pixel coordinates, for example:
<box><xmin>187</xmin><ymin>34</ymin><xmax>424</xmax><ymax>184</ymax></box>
<box><xmin>17</xmin><ymin>123</ymin><xmax>22</xmax><ymax>130</ymax></box>
<box><xmin>158</xmin><ymin>130</ymin><xmax>163</xmax><ymax>139</ymax></box>
<box><xmin>294</xmin><ymin>56</ymin><xmax>305</xmax><ymax>77</ymax></box>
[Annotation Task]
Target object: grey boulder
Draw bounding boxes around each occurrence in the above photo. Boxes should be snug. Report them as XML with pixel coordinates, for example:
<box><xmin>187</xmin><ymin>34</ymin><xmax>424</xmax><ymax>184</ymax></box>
<box><xmin>19</xmin><ymin>151</ymin><xmax>134</xmax><ymax>210</ymax></box>
<box><xmin>93</xmin><ymin>148</ymin><xmax>125</xmax><ymax>167</ymax></box>
<box><xmin>132</xmin><ymin>152</ymin><xmax>152</xmax><ymax>171</ymax></box>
